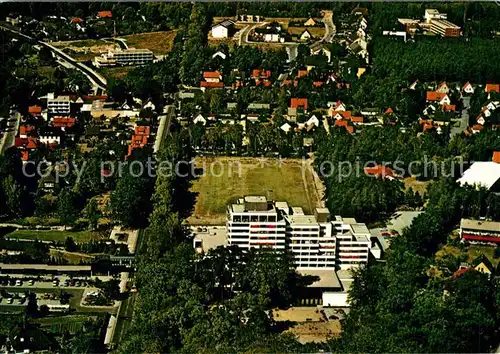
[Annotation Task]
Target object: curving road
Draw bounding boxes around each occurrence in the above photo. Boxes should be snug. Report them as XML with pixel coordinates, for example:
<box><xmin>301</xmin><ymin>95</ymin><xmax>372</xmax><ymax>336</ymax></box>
<box><xmin>0</xmin><ymin>25</ymin><xmax>107</xmax><ymax>91</ymax></box>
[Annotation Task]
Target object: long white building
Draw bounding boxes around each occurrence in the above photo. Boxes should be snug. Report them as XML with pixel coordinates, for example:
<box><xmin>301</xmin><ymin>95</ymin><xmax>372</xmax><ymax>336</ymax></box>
<box><xmin>94</xmin><ymin>48</ymin><xmax>154</xmax><ymax>67</ymax></box>
<box><xmin>226</xmin><ymin>196</ymin><xmax>370</xmax><ymax>270</ymax></box>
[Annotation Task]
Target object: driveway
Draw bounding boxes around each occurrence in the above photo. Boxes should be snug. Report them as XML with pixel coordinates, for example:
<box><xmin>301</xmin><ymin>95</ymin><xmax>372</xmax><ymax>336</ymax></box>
<box><xmin>450</xmin><ymin>96</ymin><xmax>471</xmax><ymax>138</ymax></box>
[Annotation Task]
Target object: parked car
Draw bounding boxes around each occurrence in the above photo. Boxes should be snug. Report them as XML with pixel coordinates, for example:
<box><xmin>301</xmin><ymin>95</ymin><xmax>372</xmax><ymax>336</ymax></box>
<box><xmin>15</xmin><ymin>280</ymin><xmax>22</xmax><ymax>286</ymax></box>
<box><xmin>28</xmin><ymin>280</ymin><xmax>34</xmax><ymax>286</ymax></box>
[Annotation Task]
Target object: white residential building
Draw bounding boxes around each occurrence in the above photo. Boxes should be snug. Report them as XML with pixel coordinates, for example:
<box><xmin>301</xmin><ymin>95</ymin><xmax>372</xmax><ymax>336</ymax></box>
<box><xmin>47</xmin><ymin>93</ymin><xmax>71</xmax><ymax>114</ymax></box>
<box><xmin>212</xmin><ymin>20</ymin><xmax>235</xmax><ymax>38</ymax></box>
<box><xmin>226</xmin><ymin>196</ymin><xmax>370</xmax><ymax>270</ymax></box>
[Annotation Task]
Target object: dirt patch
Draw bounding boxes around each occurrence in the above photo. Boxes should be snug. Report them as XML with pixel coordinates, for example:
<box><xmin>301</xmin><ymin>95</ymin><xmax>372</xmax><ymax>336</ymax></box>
<box><xmin>403</xmin><ymin>176</ymin><xmax>431</xmax><ymax>195</ymax></box>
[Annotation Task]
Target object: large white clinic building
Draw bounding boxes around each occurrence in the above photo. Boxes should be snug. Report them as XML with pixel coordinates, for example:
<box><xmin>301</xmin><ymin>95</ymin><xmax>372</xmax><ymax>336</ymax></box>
<box><xmin>94</xmin><ymin>48</ymin><xmax>154</xmax><ymax>67</ymax></box>
<box><xmin>226</xmin><ymin>196</ymin><xmax>371</xmax><ymax>270</ymax></box>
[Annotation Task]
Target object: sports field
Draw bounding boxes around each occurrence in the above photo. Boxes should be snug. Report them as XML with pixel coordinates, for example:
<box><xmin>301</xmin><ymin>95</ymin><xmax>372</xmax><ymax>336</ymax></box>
<box><xmin>188</xmin><ymin>157</ymin><xmax>323</xmax><ymax>225</ymax></box>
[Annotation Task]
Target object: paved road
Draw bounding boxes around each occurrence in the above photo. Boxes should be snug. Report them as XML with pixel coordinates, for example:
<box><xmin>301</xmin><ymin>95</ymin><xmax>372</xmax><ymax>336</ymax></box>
<box><xmin>154</xmin><ymin>105</ymin><xmax>175</xmax><ymax>154</ymax></box>
<box><xmin>0</xmin><ymin>25</ymin><xmax>107</xmax><ymax>91</ymax></box>
<box><xmin>0</xmin><ymin>111</ymin><xmax>20</xmax><ymax>154</ymax></box>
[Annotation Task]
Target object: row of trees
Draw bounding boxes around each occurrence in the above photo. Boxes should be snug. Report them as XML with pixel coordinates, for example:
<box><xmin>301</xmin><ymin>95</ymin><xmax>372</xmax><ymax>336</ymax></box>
<box><xmin>328</xmin><ymin>178</ymin><xmax>500</xmax><ymax>352</ymax></box>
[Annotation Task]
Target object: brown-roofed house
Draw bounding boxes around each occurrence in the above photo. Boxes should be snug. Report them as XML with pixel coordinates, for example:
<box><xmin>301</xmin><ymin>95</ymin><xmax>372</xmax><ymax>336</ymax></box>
<box><xmin>135</xmin><ymin>125</ymin><xmax>151</xmax><ymax>136</ymax></box>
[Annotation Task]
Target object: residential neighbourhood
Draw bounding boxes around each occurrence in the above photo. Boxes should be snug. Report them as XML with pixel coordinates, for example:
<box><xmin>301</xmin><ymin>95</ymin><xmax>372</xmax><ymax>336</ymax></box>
<box><xmin>0</xmin><ymin>2</ymin><xmax>500</xmax><ymax>353</ymax></box>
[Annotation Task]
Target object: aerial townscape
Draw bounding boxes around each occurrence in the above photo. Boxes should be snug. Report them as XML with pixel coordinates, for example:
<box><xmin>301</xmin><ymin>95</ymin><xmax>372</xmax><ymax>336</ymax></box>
<box><xmin>0</xmin><ymin>2</ymin><xmax>500</xmax><ymax>353</ymax></box>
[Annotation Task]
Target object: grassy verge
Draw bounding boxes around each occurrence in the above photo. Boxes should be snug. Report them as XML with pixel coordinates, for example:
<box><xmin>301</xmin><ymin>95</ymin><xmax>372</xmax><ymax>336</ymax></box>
<box><xmin>4</xmin><ymin>229</ymin><xmax>100</xmax><ymax>243</ymax></box>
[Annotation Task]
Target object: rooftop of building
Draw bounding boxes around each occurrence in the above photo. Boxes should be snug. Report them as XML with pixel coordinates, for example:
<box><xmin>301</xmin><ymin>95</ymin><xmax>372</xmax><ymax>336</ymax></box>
<box><xmin>297</xmin><ymin>269</ymin><xmax>341</xmax><ymax>289</ymax></box>
<box><xmin>350</xmin><ymin>223</ymin><xmax>370</xmax><ymax>235</ymax></box>
<box><xmin>457</xmin><ymin>161</ymin><xmax>500</xmax><ymax>190</ymax></box>
<box><xmin>244</xmin><ymin>195</ymin><xmax>267</xmax><ymax>203</ymax></box>
<box><xmin>287</xmin><ymin>215</ymin><xmax>318</xmax><ymax>225</ymax></box>
<box><xmin>460</xmin><ymin>218</ymin><xmax>500</xmax><ymax>232</ymax></box>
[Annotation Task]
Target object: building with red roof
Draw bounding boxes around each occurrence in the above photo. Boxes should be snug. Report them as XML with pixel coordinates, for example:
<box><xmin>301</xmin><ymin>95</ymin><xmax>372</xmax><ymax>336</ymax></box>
<box><xmin>364</xmin><ymin>165</ymin><xmax>395</xmax><ymax>179</ymax></box>
<box><xmin>19</xmin><ymin>125</ymin><xmax>35</xmax><ymax>138</ymax></box>
<box><xmin>52</xmin><ymin>117</ymin><xmax>76</xmax><ymax>128</ymax></box>
<box><xmin>297</xmin><ymin>70</ymin><xmax>308</xmax><ymax>78</ymax></box>
<box><xmin>200</xmin><ymin>81</ymin><xmax>224</xmax><ymax>88</ymax></box>
<box><xmin>426</xmin><ymin>91</ymin><xmax>450</xmax><ymax>104</ymax></box>
<box><xmin>97</xmin><ymin>11</ymin><xmax>112</xmax><ymax>18</ymax></box>
<box><xmin>485</xmin><ymin>84</ymin><xmax>500</xmax><ymax>94</ymax></box>
<box><xmin>203</xmin><ymin>71</ymin><xmax>222</xmax><ymax>82</ymax></box>
<box><xmin>28</xmin><ymin>106</ymin><xmax>42</xmax><ymax>115</ymax></box>
<box><xmin>135</xmin><ymin>125</ymin><xmax>151</xmax><ymax>136</ymax></box>
<box><xmin>252</xmin><ymin>69</ymin><xmax>271</xmax><ymax>79</ymax></box>
<box><xmin>493</xmin><ymin>151</ymin><xmax>500</xmax><ymax>164</ymax></box>
<box><xmin>71</xmin><ymin>17</ymin><xmax>83</xmax><ymax>23</ymax></box>
<box><xmin>290</xmin><ymin>98</ymin><xmax>308</xmax><ymax>110</ymax></box>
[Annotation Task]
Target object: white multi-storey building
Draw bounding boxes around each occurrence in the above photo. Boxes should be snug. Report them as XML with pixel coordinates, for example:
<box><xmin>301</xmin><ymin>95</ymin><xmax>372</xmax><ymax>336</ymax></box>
<box><xmin>226</xmin><ymin>196</ymin><xmax>370</xmax><ymax>270</ymax></box>
<box><xmin>47</xmin><ymin>93</ymin><xmax>71</xmax><ymax>114</ymax></box>
<box><xmin>227</xmin><ymin>196</ymin><xmax>287</xmax><ymax>250</ymax></box>
<box><xmin>94</xmin><ymin>48</ymin><xmax>154</xmax><ymax>68</ymax></box>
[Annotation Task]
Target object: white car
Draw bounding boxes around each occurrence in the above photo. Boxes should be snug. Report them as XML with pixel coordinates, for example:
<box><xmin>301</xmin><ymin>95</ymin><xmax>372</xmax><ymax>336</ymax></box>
<box><xmin>15</xmin><ymin>280</ymin><xmax>22</xmax><ymax>286</ymax></box>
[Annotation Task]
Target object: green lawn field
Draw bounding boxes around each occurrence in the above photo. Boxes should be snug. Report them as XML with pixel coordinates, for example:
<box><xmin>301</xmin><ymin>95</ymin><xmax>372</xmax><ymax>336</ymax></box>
<box><xmin>5</xmin><ymin>229</ymin><xmax>99</xmax><ymax>243</ymax></box>
<box><xmin>188</xmin><ymin>157</ymin><xmax>321</xmax><ymax>225</ymax></box>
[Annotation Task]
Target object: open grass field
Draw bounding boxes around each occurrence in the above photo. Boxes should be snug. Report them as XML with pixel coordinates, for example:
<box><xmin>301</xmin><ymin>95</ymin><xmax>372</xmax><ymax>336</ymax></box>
<box><xmin>123</xmin><ymin>31</ymin><xmax>177</xmax><ymax>55</ymax></box>
<box><xmin>468</xmin><ymin>245</ymin><xmax>500</xmax><ymax>267</ymax></box>
<box><xmin>99</xmin><ymin>66</ymin><xmax>136</xmax><ymax>79</ymax></box>
<box><xmin>4</xmin><ymin>229</ymin><xmax>102</xmax><ymax>243</ymax></box>
<box><xmin>36</xmin><ymin>315</ymin><xmax>99</xmax><ymax>334</ymax></box>
<box><xmin>188</xmin><ymin>157</ymin><xmax>322</xmax><ymax>225</ymax></box>
<box><xmin>287</xmin><ymin>26</ymin><xmax>325</xmax><ymax>38</ymax></box>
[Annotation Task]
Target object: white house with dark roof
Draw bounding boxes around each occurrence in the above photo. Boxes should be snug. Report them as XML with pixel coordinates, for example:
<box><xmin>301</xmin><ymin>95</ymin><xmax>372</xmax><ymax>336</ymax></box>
<box><xmin>212</xmin><ymin>19</ymin><xmax>235</xmax><ymax>38</ymax></box>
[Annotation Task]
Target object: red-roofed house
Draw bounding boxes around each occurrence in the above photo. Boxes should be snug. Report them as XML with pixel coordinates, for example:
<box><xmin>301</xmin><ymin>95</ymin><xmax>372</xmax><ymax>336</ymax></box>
<box><xmin>19</xmin><ymin>125</ymin><xmax>35</xmax><ymax>139</ymax></box>
<box><xmin>462</xmin><ymin>82</ymin><xmax>474</xmax><ymax>94</ymax></box>
<box><xmin>203</xmin><ymin>71</ymin><xmax>222</xmax><ymax>82</ymax></box>
<box><xmin>493</xmin><ymin>151</ymin><xmax>500</xmax><ymax>164</ymax></box>
<box><xmin>297</xmin><ymin>70</ymin><xmax>308</xmax><ymax>78</ymax></box>
<box><xmin>135</xmin><ymin>125</ymin><xmax>151</xmax><ymax>136</ymax></box>
<box><xmin>21</xmin><ymin>150</ymin><xmax>29</xmax><ymax>163</ymax></box>
<box><xmin>330</xmin><ymin>100</ymin><xmax>346</xmax><ymax>112</ymax></box>
<box><xmin>345</xmin><ymin>125</ymin><xmax>355</xmax><ymax>134</ymax></box>
<box><xmin>485</xmin><ymin>84</ymin><xmax>500</xmax><ymax>94</ymax></box>
<box><xmin>252</xmin><ymin>69</ymin><xmax>271</xmax><ymax>79</ymax></box>
<box><xmin>364</xmin><ymin>165</ymin><xmax>395</xmax><ymax>179</ymax></box>
<box><xmin>436</xmin><ymin>82</ymin><xmax>449</xmax><ymax>94</ymax></box>
<box><xmin>97</xmin><ymin>11</ymin><xmax>112</xmax><ymax>18</ymax></box>
<box><xmin>334</xmin><ymin>119</ymin><xmax>348</xmax><ymax>127</ymax></box>
<box><xmin>384</xmin><ymin>107</ymin><xmax>394</xmax><ymax>115</ymax></box>
<box><xmin>201</xmin><ymin>81</ymin><xmax>224</xmax><ymax>88</ymax></box>
<box><xmin>441</xmin><ymin>104</ymin><xmax>456</xmax><ymax>112</ymax></box>
<box><xmin>331</xmin><ymin>111</ymin><xmax>352</xmax><ymax>120</ymax></box>
<box><xmin>472</xmin><ymin>124</ymin><xmax>484</xmax><ymax>134</ymax></box>
<box><xmin>351</xmin><ymin>116</ymin><xmax>365</xmax><ymax>124</ymax></box>
<box><xmin>52</xmin><ymin>117</ymin><xmax>76</xmax><ymax>128</ymax></box>
<box><xmin>313</xmin><ymin>81</ymin><xmax>324</xmax><ymax>88</ymax></box>
<box><xmin>426</xmin><ymin>92</ymin><xmax>451</xmax><ymax>105</ymax></box>
<box><xmin>290</xmin><ymin>98</ymin><xmax>308</xmax><ymax>110</ymax></box>
<box><xmin>452</xmin><ymin>267</ymin><xmax>472</xmax><ymax>279</ymax></box>
<box><xmin>71</xmin><ymin>17</ymin><xmax>83</xmax><ymax>23</ymax></box>
<box><xmin>26</xmin><ymin>138</ymin><xmax>39</xmax><ymax>150</ymax></box>
<box><xmin>28</xmin><ymin>105</ymin><xmax>42</xmax><ymax>116</ymax></box>
<box><xmin>282</xmin><ymin>80</ymin><xmax>298</xmax><ymax>87</ymax></box>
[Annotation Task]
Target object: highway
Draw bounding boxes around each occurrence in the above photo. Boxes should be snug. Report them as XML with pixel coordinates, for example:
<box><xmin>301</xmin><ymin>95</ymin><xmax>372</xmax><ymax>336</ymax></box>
<box><xmin>0</xmin><ymin>25</ymin><xmax>107</xmax><ymax>92</ymax></box>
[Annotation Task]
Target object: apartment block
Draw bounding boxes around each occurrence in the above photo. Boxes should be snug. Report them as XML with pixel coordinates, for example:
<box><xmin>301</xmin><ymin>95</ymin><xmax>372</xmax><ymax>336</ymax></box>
<box><xmin>94</xmin><ymin>48</ymin><xmax>154</xmax><ymax>67</ymax></box>
<box><xmin>226</xmin><ymin>196</ymin><xmax>287</xmax><ymax>250</ymax></box>
<box><xmin>226</xmin><ymin>196</ymin><xmax>370</xmax><ymax>270</ymax></box>
<box><xmin>47</xmin><ymin>93</ymin><xmax>71</xmax><ymax>114</ymax></box>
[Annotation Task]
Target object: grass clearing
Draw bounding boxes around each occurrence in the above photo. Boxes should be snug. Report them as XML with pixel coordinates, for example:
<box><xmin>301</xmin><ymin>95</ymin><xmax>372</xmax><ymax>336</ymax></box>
<box><xmin>99</xmin><ymin>66</ymin><xmax>136</xmax><ymax>79</ymax></box>
<box><xmin>287</xmin><ymin>26</ymin><xmax>325</xmax><ymax>38</ymax></box>
<box><xmin>123</xmin><ymin>31</ymin><xmax>177</xmax><ymax>55</ymax></box>
<box><xmin>4</xmin><ymin>229</ymin><xmax>102</xmax><ymax>243</ymax></box>
<box><xmin>36</xmin><ymin>315</ymin><xmax>99</xmax><ymax>334</ymax></box>
<box><xmin>403</xmin><ymin>176</ymin><xmax>431</xmax><ymax>195</ymax></box>
<box><xmin>188</xmin><ymin>157</ymin><xmax>321</xmax><ymax>225</ymax></box>
<box><xmin>468</xmin><ymin>245</ymin><xmax>500</xmax><ymax>267</ymax></box>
